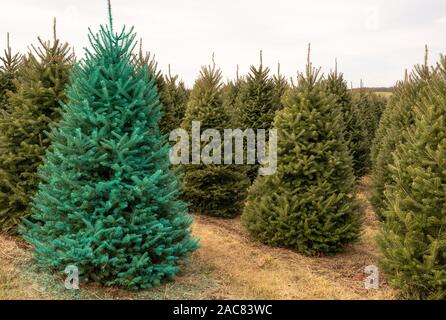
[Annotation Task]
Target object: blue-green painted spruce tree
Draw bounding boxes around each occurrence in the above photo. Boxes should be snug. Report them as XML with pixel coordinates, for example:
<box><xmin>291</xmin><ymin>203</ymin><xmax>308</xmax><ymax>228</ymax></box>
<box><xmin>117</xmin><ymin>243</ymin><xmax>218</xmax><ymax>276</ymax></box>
<box><xmin>0</xmin><ymin>22</ymin><xmax>73</xmax><ymax>232</ymax></box>
<box><xmin>22</xmin><ymin>4</ymin><xmax>198</xmax><ymax>290</ymax></box>
<box><xmin>241</xmin><ymin>48</ymin><xmax>361</xmax><ymax>255</ymax></box>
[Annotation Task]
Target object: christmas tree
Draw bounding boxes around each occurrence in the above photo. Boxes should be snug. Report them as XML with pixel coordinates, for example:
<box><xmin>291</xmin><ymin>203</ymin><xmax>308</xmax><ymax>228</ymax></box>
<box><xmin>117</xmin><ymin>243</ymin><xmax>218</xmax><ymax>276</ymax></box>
<box><xmin>241</xmin><ymin>47</ymin><xmax>361</xmax><ymax>255</ymax></box>
<box><xmin>134</xmin><ymin>43</ymin><xmax>165</xmax><ymax>93</ymax></box>
<box><xmin>222</xmin><ymin>65</ymin><xmax>244</xmax><ymax>127</ymax></box>
<box><xmin>21</xmin><ymin>3</ymin><xmax>198</xmax><ymax>289</ymax></box>
<box><xmin>371</xmin><ymin>50</ymin><xmax>431</xmax><ymax>218</ymax></box>
<box><xmin>0</xmin><ymin>20</ymin><xmax>74</xmax><ymax>232</ymax></box>
<box><xmin>272</xmin><ymin>63</ymin><xmax>289</xmax><ymax>104</ymax></box>
<box><xmin>351</xmin><ymin>86</ymin><xmax>387</xmax><ymax>175</ymax></box>
<box><xmin>0</xmin><ymin>33</ymin><xmax>22</xmax><ymax>110</ymax></box>
<box><xmin>159</xmin><ymin>65</ymin><xmax>188</xmax><ymax>135</ymax></box>
<box><xmin>235</xmin><ymin>51</ymin><xmax>281</xmax><ymax>181</ymax></box>
<box><xmin>0</xmin><ymin>33</ymin><xmax>21</xmax><ymax>179</ymax></box>
<box><xmin>322</xmin><ymin>62</ymin><xmax>362</xmax><ymax>178</ymax></box>
<box><xmin>181</xmin><ymin>58</ymin><xmax>250</xmax><ymax>218</ymax></box>
<box><xmin>135</xmin><ymin>47</ymin><xmax>187</xmax><ymax>136</ymax></box>
<box><xmin>378</xmin><ymin>55</ymin><xmax>446</xmax><ymax>299</ymax></box>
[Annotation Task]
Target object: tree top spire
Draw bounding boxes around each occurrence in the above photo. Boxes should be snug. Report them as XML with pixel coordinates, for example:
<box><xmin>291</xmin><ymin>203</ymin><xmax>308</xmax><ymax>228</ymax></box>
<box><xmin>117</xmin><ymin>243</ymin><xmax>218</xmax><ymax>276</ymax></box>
<box><xmin>302</xmin><ymin>42</ymin><xmax>321</xmax><ymax>85</ymax></box>
<box><xmin>5</xmin><ymin>32</ymin><xmax>11</xmax><ymax>61</ymax></box>
<box><xmin>53</xmin><ymin>17</ymin><xmax>57</xmax><ymax>42</ymax></box>
<box><xmin>307</xmin><ymin>43</ymin><xmax>311</xmax><ymax>68</ymax></box>
<box><xmin>139</xmin><ymin>37</ymin><xmax>143</xmax><ymax>56</ymax></box>
<box><xmin>107</xmin><ymin>0</ymin><xmax>113</xmax><ymax>32</ymax></box>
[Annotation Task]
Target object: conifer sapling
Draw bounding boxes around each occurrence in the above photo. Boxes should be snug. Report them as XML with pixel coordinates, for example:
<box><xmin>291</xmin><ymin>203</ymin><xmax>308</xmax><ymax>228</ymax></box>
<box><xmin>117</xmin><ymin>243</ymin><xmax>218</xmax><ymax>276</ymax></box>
<box><xmin>241</xmin><ymin>46</ymin><xmax>361</xmax><ymax>255</ymax></box>
<box><xmin>22</xmin><ymin>3</ymin><xmax>198</xmax><ymax>289</ymax></box>
<box><xmin>0</xmin><ymin>20</ymin><xmax>73</xmax><ymax>232</ymax></box>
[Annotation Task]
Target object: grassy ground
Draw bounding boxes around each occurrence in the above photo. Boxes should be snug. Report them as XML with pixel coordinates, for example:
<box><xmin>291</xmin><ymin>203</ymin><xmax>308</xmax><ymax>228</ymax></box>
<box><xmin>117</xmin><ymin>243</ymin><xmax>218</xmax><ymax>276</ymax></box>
<box><xmin>0</xmin><ymin>176</ymin><xmax>397</xmax><ymax>300</ymax></box>
<box><xmin>375</xmin><ymin>91</ymin><xmax>393</xmax><ymax>98</ymax></box>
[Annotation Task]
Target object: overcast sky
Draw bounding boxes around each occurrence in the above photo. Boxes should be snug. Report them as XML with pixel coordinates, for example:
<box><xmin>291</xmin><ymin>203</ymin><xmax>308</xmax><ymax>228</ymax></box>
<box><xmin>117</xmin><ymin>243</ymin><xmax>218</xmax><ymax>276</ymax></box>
<box><xmin>0</xmin><ymin>0</ymin><xmax>445</xmax><ymax>88</ymax></box>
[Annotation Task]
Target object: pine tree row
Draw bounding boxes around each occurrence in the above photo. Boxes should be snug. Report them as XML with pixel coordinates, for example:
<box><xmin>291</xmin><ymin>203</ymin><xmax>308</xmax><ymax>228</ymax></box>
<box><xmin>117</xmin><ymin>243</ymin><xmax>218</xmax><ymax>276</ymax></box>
<box><xmin>0</xmin><ymin>4</ymin><xmax>387</xmax><ymax>289</ymax></box>
<box><xmin>372</xmin><ymin>48</ymin><xmax>446</xmax><ymax>299</ymax></box>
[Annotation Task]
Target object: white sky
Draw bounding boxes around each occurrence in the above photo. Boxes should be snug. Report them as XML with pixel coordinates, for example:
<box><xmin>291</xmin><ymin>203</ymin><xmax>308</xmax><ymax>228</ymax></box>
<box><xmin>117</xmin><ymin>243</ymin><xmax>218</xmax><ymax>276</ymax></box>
<box><xmin>0</xmin><ymin>0</ymin><xmax>445</xmax><ymax>88</ymax></box>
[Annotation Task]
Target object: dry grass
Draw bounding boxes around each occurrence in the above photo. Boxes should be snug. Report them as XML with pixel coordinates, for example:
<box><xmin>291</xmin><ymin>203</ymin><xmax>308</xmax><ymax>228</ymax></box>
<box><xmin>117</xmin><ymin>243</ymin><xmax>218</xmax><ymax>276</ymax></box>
<box><xmin>0</xmin><ymin>233</ymin><xmax>50</xmax><ymax>299</ymax></box>
<box><xmin>375</xmin><ymin>91</ymin><xmax>393</xmax><ymax>98</ymax></box>
<box><xmin>0</xmin><ymin>176</ymin><xmax>397</xmax><ymax>300</ymax></box>
<box><xmin>191</xmin><ymin>178</ymin><xmax>395</xmax><ymax>299</ymax></box>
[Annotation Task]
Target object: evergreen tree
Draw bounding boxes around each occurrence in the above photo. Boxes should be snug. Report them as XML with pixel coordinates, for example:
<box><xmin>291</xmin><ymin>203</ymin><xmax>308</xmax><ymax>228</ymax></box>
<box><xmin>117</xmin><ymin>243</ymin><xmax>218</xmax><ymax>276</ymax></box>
<box><xmin>222</xmin><ymin>80</ymin><xmax>239</xmax><ymax>123</ymax></box>
<box><xmin>241</xmin><ymin>49</ymin><xmax>361</xmax><ymax>255</ymax></box>
<box><xmin>371</xmin><ymin>51</ymin><xmax>431</xmax><ymax>218</ymax></box>
<box><xmin>0</xmin><ymin>33</ymin><xmax>21</xmax><ymax>172</ymax></box>
<box><xmin>378</xmin><ymin>56</ymin><xmax>446</xmax><ymax>299</ymax></box>
<box><xmin>159</xmin><ymin>65</ymin><xmax>188</xmax><ymax>135</ymax></box>
<box><xmin>0</xmin><ymin>21</ymin><xmax>74</xmax><ymax>232</ymax></box>
<box><xmin>21</xmin><ymin>4</ymin><xmax>198</xmax><ymax>290</ymax></box>
<box><xmin>135</xmin><ymin>47</ymin><xmax>187</xmax><ymax>136</ymax></box>
<box><xmin>272</xmin><ymin>63</ymin><xmax>289</xmax><ymax>103</ymax></box>
<box><xmin>236</xmin><ymin>52</ymin><xmax>281</xmax><ymax>129</ymax></box>
<box><xmin>0</xmin><ymin>33</ymin><xmax>22</xmax><ymax>110</ymax></box>
<box><xmin>181</xmin><ymin>59</ymin><xmax>250</xmax><ymax>218</ymax></box>
<box><xmin>351</xmin><ymin>86</ymin><xmax>387</xmax><ymax>175</ymax></box>
<box><xmin>367</xmin><ymin>93</ymin><xmax>388</xmax><ymax>136</ymax></box>
<box><xmin>236</xmin><ymin>52</ymin><xmax>281</xmax><ymax>181</ymax></box>
<box><xmin>322</xmin><ymin>62</ymin><xmax>363</xmax><ymax>178</ymax></box>
<box><xmin>222</xmin><ymin>65</ymin><xmax>244</xmax><ymax>126</ymax></box>
<box><xmin>134</xmin><ymin>42</ymin><xmax>165</xmax><ymax>92</ymax></box>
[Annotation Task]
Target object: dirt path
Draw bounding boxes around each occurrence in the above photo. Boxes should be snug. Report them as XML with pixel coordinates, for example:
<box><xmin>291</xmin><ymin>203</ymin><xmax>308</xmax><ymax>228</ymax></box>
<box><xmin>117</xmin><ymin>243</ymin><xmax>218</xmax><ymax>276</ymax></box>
<box><xmin>189</xmin><ymin>176</ymin><xmax>396</xmax><ymax>299</ymax></box>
